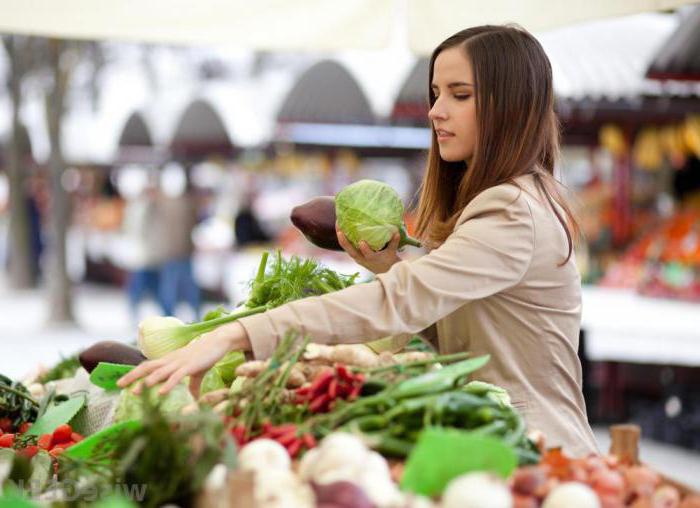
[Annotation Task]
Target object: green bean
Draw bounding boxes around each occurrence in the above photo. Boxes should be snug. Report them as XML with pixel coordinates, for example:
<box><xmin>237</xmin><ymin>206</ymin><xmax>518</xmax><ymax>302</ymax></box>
<box><xmin>387</xmin><ymin>355</ymin><xmax>490</xmax><ymax>399</ymax></box>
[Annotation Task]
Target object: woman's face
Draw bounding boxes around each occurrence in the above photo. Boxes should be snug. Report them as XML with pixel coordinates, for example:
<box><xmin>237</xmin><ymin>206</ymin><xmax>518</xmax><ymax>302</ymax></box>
<box><xmin>428</xmin><ymin>46</ymin><xmax>477</xmax><ymax>163</ymax></box>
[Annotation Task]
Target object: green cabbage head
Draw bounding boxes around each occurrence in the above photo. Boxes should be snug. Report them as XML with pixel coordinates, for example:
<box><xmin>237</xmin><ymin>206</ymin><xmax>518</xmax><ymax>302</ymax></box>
<box><xmin>335</xmin><ymin>179</ymin><xmax>421</xmax><ymax>251</ymax></box>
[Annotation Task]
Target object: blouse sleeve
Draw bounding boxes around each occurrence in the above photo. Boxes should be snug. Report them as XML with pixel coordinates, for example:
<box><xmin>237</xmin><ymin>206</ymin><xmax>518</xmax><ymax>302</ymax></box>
<box><xmin>238</xmin><ymin>184</ymin><xmax>535</xmax><ymax>359</ymax></box>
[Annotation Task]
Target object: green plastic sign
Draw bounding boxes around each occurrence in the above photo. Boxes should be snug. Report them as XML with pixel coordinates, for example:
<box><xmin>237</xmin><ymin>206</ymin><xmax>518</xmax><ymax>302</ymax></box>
<box><xmin>90</xmin><ymin>362</ymin><xmax>135</xmax><ymax>391</ymax></box>
<box><xmin>63</xmin><ymin>420</ymin><xmax>142</xmax><ymax>461</ymax></box>
<box><xmin>400</xmin><ymin>427</ymin><xmax>517</xmax><ymax>497</ymax></box>
<box><xmin>27</xmin><ymin>396</ymin><xmax>86</xmax><ymax>437</ymax></box>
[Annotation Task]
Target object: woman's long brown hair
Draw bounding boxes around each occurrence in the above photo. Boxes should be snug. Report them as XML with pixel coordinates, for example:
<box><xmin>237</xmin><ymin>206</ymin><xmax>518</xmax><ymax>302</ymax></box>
<box><xmin>414</xmin><ymin>25</ymin><xmax>580</xmax><ymax>263</ymax></box>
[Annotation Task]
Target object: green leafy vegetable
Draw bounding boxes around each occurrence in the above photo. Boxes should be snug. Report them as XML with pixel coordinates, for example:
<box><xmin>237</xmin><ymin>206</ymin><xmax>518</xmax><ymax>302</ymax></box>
<box><xmin>335</xmin><ymin>179</ymin><xmax>421</xmax><ymax>250</ymax></box>
<box><xmin>136</xmin><ymin>251</ymin><xmax>356</xmax><ymax>361</ymax></box>
<box><xmin>113</xmin><ymin>384</ymin><xmax>193</xmax><ymax>423</ymax></box>
<box><xmin>59</xmin><ymin>388</ymin><xmax>229</xmax><ymax>508</ymax></box>
<box><xmin>0</xmin><ymin>375</ymin><xmax>38</xmax><ymax>431</ymax></box>
<box><xmin>37</xmin><ymin>355</ymin><xmax>80</xmax><ymax>384</ymax></box>
<box><xmin>199</xmin><ymin>369</ymin><xmax>226</xmax><ymax>395</ymax></box>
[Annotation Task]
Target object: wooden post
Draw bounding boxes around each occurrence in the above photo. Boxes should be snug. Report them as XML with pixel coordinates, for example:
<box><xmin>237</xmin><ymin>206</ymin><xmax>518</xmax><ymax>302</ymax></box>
<box><xmin>609</xmin><ymin>424</ymin><xmax>641</xmax><ymax>464</ymax></box>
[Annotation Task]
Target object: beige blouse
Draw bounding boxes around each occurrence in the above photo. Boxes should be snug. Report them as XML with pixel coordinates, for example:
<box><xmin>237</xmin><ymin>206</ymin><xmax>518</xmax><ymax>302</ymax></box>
<box><xmin>238</xmin><ymin>174</ymin><xmax>599</xmax><ymax>457</ymax></box>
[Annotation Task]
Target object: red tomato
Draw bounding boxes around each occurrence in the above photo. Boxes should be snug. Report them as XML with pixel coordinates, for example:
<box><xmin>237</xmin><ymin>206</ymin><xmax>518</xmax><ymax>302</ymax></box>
<box><xmin>0</xmin><ymin>434</ymin><xmax>15</xmax><ymax>448</ymax></box>
<box><xmin>18</xmin><ymin>422</ymin><xmax>32</xmax><ymax>434</ymax></box>
<box><xmin>0</xmin><ymin>418</ymin><xmax>13</xmax><ymax>433</ymax></box>
<box><xmin>38</xmin><ymin>434</ymin><xmax>53</xmax><ymax>450</ymax></box>
<box><xmin>19</xmin><ymin>445</ymin><xmax>39</xmax><ymax>459</ymax></box>
<box><xmin>52</xmin><ymin>424</ymin><xmax>73</xmax><ymax>444</ymax></box>
<box><xmin>49</xmin><ymin>448</ymin><xmax>64</xmax><ymax>458</ymax></box>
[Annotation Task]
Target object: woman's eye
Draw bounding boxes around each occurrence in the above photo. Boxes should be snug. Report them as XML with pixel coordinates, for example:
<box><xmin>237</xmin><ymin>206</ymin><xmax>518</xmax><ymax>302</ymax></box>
<box><xmin>454</xmin><ymin>94</ymin><xmax>470</xmax><ymax>101</ymax></box>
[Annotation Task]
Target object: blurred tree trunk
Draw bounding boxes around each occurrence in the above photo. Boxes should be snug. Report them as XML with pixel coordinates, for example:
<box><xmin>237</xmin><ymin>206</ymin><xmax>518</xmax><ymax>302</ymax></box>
<box><xmin>4</xmin><ymin>36</ymin><xmax>37</xmax><ymax>289</ymax></box>
<box><xmin>45</xmin><ymin>39</ymin><xmax>74</xmax><ymax>323</ymax></box>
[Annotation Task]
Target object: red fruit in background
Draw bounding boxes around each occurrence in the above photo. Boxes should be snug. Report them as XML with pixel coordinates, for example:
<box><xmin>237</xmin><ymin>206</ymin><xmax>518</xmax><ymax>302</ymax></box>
<box><xmin>71</xmin><ymin>432</ymin><xmax>84</xmax><ymax>443</ymax></box>
<box><xmin>38</xmin><ymin>434</ymin><xmax>53</xmax><ymax>450</ymax></box>
<box><xmin>0</xmin><ymin>434</ymin><xmax>15</xmax><ymax>447</ymax></box>
<box><xmin>18</xmin><ymin>422</ymin><xmax>32</xmax><ymax>434</ymax></box>
<box><xmin>0</xmin><ymin>418</ymin><xmax>12</xmax><ymax>433</ymax></box>
<box><xmin>52</xmin><ymin>424</ymin><xmax>73</xmax><ymax>444</ymax></box>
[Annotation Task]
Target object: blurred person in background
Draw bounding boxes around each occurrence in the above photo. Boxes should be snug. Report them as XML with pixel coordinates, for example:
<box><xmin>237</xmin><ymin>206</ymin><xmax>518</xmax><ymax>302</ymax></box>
<box><xmin>156</xmin><ymin>163</ymin><xmax>201</xmax><ymax>319</ymax></box>
<box><xmin>0</xmin><ymin>171</ymin><xmax>8</xmax><ymax>271</ymax></box>
<box><xmin>234</xmin><ymin>188</ymin><xmax>271</xmax><ymax>249</ymax></box>
<box><xmin>120</xmin><ymin>167</ymin><xmax>164</xmax><ymax>323</ymax></box>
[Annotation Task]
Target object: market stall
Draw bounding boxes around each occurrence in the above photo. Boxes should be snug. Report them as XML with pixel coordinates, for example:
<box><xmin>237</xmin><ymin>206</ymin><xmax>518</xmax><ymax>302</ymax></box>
<box><xmin>2</xmin><ymin>180</ymin><xmax>699</xmax><ymax>505</ymax></box>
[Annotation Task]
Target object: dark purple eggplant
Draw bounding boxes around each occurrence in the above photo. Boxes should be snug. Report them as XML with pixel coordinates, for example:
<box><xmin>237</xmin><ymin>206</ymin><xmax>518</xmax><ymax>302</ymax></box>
<box><xmin>290</xmin><ymin>196</ymin><xmax>343</xmax><ymax>251</ymax></box>
<box><xmin>79</xmin><ymin>341</ymin><xmax>146</xmax><ymax>373</ymax></box>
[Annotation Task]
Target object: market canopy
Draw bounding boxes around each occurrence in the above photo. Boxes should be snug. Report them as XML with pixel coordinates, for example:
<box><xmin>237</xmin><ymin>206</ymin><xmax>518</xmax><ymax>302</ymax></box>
<box><xmin>647</xmin><ymin>3</ymin><xmax>700</xmax><ymax>80</ymax></box>
<box><xmin>170</xmin><ymin>99</ymin><xmax>234</xmax><ymax>159</ymax></box>
<box><xmin>277</xmin><ymin>61</ymin><xmax>375</xmax><ymax>125</ymax></box>
<box><xmin>0</xmin><ymin>0</ymin><xmax>696</xmax><ymax>55</ymax></box>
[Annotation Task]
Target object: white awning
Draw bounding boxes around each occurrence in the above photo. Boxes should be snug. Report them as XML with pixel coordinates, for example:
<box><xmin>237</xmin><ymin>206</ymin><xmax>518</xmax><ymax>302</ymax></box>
<box><xmin>0</xmin><ymin>0</ymin><xmax>394</xmax><ymax>51</ymax></box>
<box><xmin>406</xmin><ymin>0</ymin><xmax>697</xmax><ymax>55</ymax></box>
<box><xmin>0</xmin><ymin>0</ymin><xmax>696</xmax><ymax>54</ymax></box>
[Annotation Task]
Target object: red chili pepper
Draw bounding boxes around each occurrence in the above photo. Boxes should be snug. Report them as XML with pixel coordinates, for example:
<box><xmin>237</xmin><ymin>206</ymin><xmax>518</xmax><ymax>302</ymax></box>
<box><xmin>302</xmin><ymin>433</ymin><xmax>317</xmax><ymax>449</ymax></box>
<box><xmin>309</xmin><ymin>393</ymin><xmax>331</xmax><ymax>413</ymax></box>
<box><xmin>267</xmin><ymin>424</ymin><xmax>297</xmax><ymax>438</ymax></box>
<box><xmin>349</xmin><ymin>384</ymin><xmax>363</xmax><ymax>400</ymax></box>
<box><xmin>336</xmin><ymin>364</ymin><xmax>354</xmax><ymax>382</ymax></box>
<box><xmin>295</xmin><ymin>386</ymin><xmax>311</xmax><ymax>397</ymax></box>
<box><xmin>277</xmin><ymin>429</ymin><xmax>299</xmax><ymax>447</ymax></box>
<box><xmin>309</xmin><ymin>370</ymin><xmax>334</xmax><ymax>397</ymax></box>
<box><xmin>286</xmin><ymin>438</ymin><xmax>302</xmax><ymax>458</ymax></box>
<box><xmin>231</xmin><ymin>425</ymin><xmax>247</xmax><ymax>445</ymax></box>
<box><xmin>38</xmin><ymin>434</ymin><xmax>53</xmax><ymax>450</ymax></box>
<box><xmin>336</xmin><ymin>380</ymin><xmax>353</xmax><ymax>397</ymax></box>
<box><xmin>328</xmin><ymin>378</ymin><xmax>338</xmax><ymax>399</ymax></box>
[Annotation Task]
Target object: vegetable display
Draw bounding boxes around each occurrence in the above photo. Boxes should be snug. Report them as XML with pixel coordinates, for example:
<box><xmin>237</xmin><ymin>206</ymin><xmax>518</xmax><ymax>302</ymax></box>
<box><xmin>2</xmin><ymin>246</ymin><xmax>698</xmax><ymax>507</ymax></box>
<box><xmin>335</xmin><ymin>179</ymin><xmax>421</xmax><ymax>251</ymax></box>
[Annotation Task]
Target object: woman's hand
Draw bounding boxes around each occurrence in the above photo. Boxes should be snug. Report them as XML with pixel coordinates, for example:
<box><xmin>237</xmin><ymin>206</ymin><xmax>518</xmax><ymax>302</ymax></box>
<box><xmin>117</xmin><ymin>321</ymin><xmax>251</xmax><ymax>398</ymax></box>
<box><xmin>336</xmin><ymin>224</ymin><xmax>401</xmax><ymax>275</ymax></box>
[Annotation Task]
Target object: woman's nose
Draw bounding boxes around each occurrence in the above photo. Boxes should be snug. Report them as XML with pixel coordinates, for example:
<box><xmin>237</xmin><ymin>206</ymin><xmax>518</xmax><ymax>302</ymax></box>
<box><xmin>428</xmin><ymin>102</ymin><xmax>447</xmax><ymax>121</ymax></box>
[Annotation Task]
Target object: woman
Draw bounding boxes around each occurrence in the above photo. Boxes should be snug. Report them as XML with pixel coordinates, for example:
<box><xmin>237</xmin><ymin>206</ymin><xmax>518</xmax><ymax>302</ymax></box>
<box><xmin>120</xmin><ymin>25</ymin><xmax>598</xmax><ymax>456</ymax></box>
